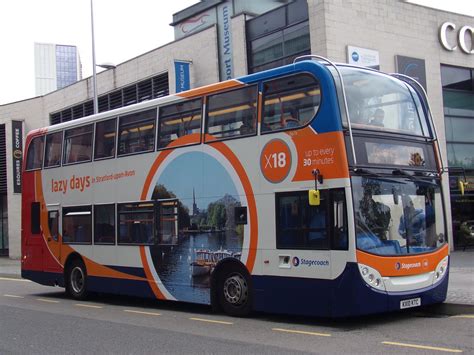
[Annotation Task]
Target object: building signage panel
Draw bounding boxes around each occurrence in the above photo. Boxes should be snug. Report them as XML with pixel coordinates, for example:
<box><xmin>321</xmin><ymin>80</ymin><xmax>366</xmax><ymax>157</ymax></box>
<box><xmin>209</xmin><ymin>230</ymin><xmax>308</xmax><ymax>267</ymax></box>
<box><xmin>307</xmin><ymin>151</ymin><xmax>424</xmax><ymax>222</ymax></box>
<box><xmin>347</xmin><ymin>46</ymin><xmax>380</xmax><ymax>69</ymax></box>
<box><xmin>395</xmin><ymin>55</ymin><xmax>427</xmax><ymax>91</ymax></box>
<box><xmin>11</xmin><ymin>120</ymin><xmax>23</xmax><ymax>193</ymax></box>
<box><xmin>439</xmin><ymin>22</ymin><xmax>474</xmax><ymax>54</ymax></box>
<box><xmin>217</xmin><ymin>1</ymin><xmax>234</xmax><ymax>80</ymax></box>
<box><xmin>174</xmin><ymin>60</ymin><xmax>191</xmax><ymax>93</ymax></box>
<box><xmin>174</xmin><ymin>8</ymin><xmax>217</xmax><ymax>40</ymax></box>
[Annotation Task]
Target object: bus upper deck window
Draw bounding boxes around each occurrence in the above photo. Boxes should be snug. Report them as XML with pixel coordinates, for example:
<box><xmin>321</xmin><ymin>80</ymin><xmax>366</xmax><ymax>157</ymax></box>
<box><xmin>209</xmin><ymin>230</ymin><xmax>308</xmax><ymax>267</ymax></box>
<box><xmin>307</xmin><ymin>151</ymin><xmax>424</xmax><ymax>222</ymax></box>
<box><xmin>44</xmin><ymin>132</ymin><xmax>63</xmax><ymax>168</ymax></box>
<box><xmin>25</xmin><ymin>136</ymin><xmax>44</xmax><ymax>171</ymax></box>
<box><xmin>262</xmin><ymin>74</ymin><xmax>320</xmax><ymax>133</ymax></box>
<box><xmin>118</xmin><ymin>109</ymin><xmax>156</xmax><ymax>155</ymax></box>
<box><xmin>63</xmin><ymin>125</ymin><xmax>93</xmax><ymax>164</ymax></box>
<box><xmin>341</xmin><ymin>68</ymin><xmax>429</xmax><ymax>137</ymax></box>
<box><xmin>206</xmin><ymin>86</ymin><xmax>258</xmax><ymax>140</ymax></box>
<box><xmin>159</xmin><ymin>99</ymin><xmax>202</xmax><ymax>149</ymax></box>
<box><xmin>94</xmin><ymin>118</ymin><xmax>117</xmax><ymax>160</ymax></box>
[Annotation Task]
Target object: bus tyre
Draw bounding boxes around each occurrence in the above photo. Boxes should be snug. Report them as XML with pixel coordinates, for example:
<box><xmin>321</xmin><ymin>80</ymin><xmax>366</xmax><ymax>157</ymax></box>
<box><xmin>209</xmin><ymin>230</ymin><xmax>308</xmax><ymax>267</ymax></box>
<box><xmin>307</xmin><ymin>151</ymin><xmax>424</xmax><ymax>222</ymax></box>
<box><xmin>217</xmin><ymin>264</ymin><xmax>252</xmax><ymax>317</ymax></box>
<box><xmin>66</xmin><ymin>259</ymin><xmax>88</xmax><ymax>300</ymax></box>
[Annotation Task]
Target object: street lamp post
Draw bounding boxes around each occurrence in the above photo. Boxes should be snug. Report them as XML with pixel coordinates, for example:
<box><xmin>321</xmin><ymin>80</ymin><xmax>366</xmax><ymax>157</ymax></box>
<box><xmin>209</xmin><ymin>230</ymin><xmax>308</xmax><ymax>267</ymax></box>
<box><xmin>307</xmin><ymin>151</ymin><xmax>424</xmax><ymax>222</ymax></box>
<box><xmin>91</xmin><ymin>0</ymin><xmax>98</xmax><ymax>114</ymax></box>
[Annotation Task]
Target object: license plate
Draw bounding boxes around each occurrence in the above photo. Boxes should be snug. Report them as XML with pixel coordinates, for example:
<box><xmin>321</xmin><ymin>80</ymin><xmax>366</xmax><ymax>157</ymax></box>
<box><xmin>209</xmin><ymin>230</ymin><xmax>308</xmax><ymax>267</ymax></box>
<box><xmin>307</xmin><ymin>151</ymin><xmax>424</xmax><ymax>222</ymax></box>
<box><xmin>400</xmin><ymin>297</ymin><xmax>421</xmax><ymax>309</ymax></box>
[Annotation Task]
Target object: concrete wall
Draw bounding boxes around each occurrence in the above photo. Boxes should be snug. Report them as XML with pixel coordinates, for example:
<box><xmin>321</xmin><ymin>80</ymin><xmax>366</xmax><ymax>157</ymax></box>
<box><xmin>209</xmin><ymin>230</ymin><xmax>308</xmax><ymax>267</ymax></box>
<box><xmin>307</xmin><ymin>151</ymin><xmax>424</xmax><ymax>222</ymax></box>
<box><xmin>231</xmin><ymin>13</ymin><xmax>249</xmax><ymax>78</ymax></box>
<box><xmin>34</xmin><ymin>43</ymin><xmax>57</xmax><ymax>96</ymax></box>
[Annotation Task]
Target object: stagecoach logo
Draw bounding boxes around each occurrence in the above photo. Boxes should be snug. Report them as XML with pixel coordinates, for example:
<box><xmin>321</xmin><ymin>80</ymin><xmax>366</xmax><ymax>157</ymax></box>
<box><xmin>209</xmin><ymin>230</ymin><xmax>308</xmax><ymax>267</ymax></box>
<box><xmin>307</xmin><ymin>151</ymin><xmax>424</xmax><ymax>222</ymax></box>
<box><xmin>292</xmin><ymin>256</ymin><xmax>300</xmax><ymax>267</ymax></box>
<box><xmin>395</xmin><ymin>261</ymin><xmax>422</xmax><ymax>271</ymax></box>
<box><xmin>292</xmin><ymin>256</ymin><xmax>329</xmax><ymax>268</ymax></box>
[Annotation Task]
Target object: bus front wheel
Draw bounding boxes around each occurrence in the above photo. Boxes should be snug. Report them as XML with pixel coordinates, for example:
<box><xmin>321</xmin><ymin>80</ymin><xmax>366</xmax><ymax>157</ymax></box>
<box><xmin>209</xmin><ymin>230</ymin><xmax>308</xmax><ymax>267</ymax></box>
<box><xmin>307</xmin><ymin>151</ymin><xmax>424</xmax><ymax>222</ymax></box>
<box><xmin>216</xmin><ymin>263</ymin><xmax>252</xmax><ymax>317</ymax></box>
<box><xmin>65</xmin><ymin>259</ymin><xmax>88</xmax><ymax>300</ymax></box>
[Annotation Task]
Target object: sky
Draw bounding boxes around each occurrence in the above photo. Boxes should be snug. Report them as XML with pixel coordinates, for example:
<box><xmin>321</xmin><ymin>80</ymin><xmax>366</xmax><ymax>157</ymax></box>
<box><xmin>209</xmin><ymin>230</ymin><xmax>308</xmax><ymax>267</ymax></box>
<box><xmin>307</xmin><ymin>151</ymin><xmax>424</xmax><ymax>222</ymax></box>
<box><xmin>0</xmin><ymin>0</ymin><xmax>472</xmax><ymax>105</ymax></box>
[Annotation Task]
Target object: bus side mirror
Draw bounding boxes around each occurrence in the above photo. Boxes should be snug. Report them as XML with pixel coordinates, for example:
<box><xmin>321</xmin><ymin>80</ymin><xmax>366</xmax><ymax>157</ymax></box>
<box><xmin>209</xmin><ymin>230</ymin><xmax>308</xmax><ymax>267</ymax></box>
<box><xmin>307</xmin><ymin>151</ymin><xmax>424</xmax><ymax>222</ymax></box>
<box><xmin>458</xmin><ymin>180</ymin><xmax>467</xmax><ymax>196</ymax></box>
<box><xmin>309</xmin><ymin>189</ymin><xmax>320</xmax><ymax>206</ymax></box>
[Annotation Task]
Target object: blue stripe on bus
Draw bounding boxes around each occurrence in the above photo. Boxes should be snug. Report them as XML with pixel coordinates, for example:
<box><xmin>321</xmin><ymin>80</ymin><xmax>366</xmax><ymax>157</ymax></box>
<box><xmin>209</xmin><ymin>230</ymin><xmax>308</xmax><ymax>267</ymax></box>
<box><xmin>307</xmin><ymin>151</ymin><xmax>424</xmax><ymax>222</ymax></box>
<box><xmin>252</xmin><ymin>263</ymin><xmax>449</xmax><ymax>317</ymax></box>
<box><xmin>237</xmin><ymin>61</ymin><xmax>343</xmax><ymax>134</ymax></box>
<box><xmin>87</xmin><ymin>276</ymin><xmax>156</xmax><ymax>299</ymax></box>
<box><xmin>22</xmin><ymin>270</ymin><xmax>65</xmax><ymax>287</ymax></box>
<box><xmin>104</xmin><ymin>265</ymin><xmax>147</xmax><ymax>279</ymax></box>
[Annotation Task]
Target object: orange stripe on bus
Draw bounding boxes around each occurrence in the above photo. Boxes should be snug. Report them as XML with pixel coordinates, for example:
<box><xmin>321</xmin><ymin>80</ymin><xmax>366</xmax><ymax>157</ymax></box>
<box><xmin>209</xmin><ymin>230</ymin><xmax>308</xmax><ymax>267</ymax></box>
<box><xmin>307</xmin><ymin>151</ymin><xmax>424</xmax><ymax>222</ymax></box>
<box><xmin>356</xmin><ymin>244</ymin><xmax>449</xmax><ymax>277</ymax></box>
<box><xmin>141</xmin><ymin>150</ymin><xmax>173</xmax><ymax>200</ymax></box>
<box><xmin>139</xmin><ymin>246</ymin><xmax>166</xmax><ymax>299</ymax></box>
<box><xmin>205</xmin><ymin>137</ymin><xmax>258</xmax><ymax>273</ymax></box>
<box><xmin>177</xmin><ymin>80</ymin><xmax>243</xmax><ymax>99</ymax></box>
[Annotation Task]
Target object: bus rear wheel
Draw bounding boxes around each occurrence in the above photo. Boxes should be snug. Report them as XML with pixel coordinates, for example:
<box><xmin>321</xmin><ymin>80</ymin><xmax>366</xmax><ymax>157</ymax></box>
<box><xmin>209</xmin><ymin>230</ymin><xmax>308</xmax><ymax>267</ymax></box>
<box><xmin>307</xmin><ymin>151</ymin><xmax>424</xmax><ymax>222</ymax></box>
<box><xmin>65</xmin><ymin>259</ymin><xmax>88</xmax><ymax>300</ymax></box>
<box><xmin>216</xmin><ymin>264</ymin><xmax>252</xmax><ymax>317</ymax></box>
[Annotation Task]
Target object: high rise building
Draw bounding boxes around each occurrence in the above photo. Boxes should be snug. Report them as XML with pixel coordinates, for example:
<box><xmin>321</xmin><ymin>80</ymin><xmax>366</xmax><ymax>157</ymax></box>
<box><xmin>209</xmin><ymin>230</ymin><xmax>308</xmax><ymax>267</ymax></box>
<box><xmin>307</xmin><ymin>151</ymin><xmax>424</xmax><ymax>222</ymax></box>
<box><xmin>34</xmin><ymin>43</ymin><xmax>82</xmax><ymax>96</ymax></box>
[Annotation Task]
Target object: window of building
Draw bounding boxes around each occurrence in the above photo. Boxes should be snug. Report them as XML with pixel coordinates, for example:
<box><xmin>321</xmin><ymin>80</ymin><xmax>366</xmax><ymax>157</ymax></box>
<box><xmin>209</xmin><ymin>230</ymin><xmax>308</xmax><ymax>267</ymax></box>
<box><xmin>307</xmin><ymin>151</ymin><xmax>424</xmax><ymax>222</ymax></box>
<box><xmin>94</xmin><ymin>118</ymin><xmax>117</xmax><ymax>160</ymax></box>
<box><xmin>94</xmin><ymin>204</ymin><xmax>115</xmax><ymax>245</ymax></box>
<box><xmin>118</xmin><ymin>109</ymin><xmax>156</xmax><ymax>155</ymax></box>
<box><xmin>63</xmin><ymin>125</ymin><xmax>93</xmax><ymax>164</ymax></box>
<box><xmin>25</xmin><ymin>136</ymin><xmax>44</xmax><ymax>171</ymax></box>
<box><xmin>441</xmin><ymin>65</ymin><xmax>474</xmax><ymax>91</ymax></box>
<box><xmin>441</xmin><ymin>65</ymin><xmax>474</xmax><ymax>170</ymax></box>
<box><xmin>49</xmin><ymin>73</ymin><xmax>169</xmax><ymax>125</ymax></box>
<box><xmin>206</xmin><ymin>86</ymin><xmax>258</xmax><ymax>140</ymax></box>
<box><xmin>158</xmin><ymin>98</ymin><xmax>202</xmax><ymax>149</ymax></box>
<box><xmin>262</xmin><ymin>74</ymin><xmax>321</xmax><ymax>132</ymax></box>
<box><xmin>118</xmin><ymin>202</ymin><xmax>155</xmax><ymax>245</ymax></box>
<box><xmin>44</xmin><ymin>132</ymin><xmax>63</xmax><ymax>168</ymax></box>
<box><xmin>247</xmin><ymin>0</ymin><xmax>310</xmax><ymax>74</ymax></box>
<box><xmin>62</xmin><ymin>206</ymin><xmax>92</xmax><ymax>244</ymax></box>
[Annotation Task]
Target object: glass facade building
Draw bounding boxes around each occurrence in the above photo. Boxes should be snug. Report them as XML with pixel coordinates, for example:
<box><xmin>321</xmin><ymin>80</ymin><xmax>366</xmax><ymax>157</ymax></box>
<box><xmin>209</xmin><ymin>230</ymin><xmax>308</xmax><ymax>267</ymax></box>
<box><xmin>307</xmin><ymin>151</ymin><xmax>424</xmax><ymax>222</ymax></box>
<box><xmin>34</xmin><ymin>43</ymin><xmax>81</xmax><ymax>96</ymax></box>
<box><xmin>56</xmin><ymin>45</ymin><xmax>80</xmax><ymax>89</ymax></box>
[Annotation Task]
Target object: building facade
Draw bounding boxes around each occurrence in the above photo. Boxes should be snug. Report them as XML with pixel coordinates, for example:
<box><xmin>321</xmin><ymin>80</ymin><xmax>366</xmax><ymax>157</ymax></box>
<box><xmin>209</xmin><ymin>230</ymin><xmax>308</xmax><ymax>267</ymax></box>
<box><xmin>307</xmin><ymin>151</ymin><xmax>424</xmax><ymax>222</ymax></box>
<box><xmin>34</xmin><ymin>43</ymin><xmax>82</xmax><ymax>96</ymax></box>
<box><xmin>0</xmin><ymin>0</ymin><xmax>472</xmax><ymax>258</ymax></box>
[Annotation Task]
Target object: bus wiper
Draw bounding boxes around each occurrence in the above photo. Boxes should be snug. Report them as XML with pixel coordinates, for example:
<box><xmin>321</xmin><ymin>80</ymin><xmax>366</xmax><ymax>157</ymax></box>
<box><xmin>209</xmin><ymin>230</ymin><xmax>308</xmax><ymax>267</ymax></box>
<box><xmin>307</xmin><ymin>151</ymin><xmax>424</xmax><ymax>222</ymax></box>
<box><xmin>392</xmin><ymin>168</ymin><xmax>437</xmax><ymax>186</ymax></box>
<box><xmin>354</xmin><ymin>168</ymin><xmax>404</xmax><ymax>184</ymax></box>
<box><xmin>354</xmin><ymin>168</ymin><xmax>383</xmax><ymax>177</ymax></box>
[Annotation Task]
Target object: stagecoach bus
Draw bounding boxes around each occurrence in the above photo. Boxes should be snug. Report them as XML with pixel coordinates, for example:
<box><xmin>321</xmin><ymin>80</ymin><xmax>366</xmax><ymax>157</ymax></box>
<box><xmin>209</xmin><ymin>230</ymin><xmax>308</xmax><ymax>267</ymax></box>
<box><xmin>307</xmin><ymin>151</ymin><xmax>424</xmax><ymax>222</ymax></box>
<box><xmin>21</xmin><ymin>56</ymin><xmax>449</xmax><ymax>317</ymax></box>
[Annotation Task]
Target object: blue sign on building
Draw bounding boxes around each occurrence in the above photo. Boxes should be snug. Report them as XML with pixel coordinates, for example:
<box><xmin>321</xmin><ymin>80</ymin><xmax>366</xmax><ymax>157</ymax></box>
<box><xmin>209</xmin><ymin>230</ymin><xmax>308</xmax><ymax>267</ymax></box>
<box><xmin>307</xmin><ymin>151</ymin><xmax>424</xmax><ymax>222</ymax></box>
<box><xmin>174</xmin><ymin>60</ymin><xmax>191</xmax><ymax>93</ymax></box>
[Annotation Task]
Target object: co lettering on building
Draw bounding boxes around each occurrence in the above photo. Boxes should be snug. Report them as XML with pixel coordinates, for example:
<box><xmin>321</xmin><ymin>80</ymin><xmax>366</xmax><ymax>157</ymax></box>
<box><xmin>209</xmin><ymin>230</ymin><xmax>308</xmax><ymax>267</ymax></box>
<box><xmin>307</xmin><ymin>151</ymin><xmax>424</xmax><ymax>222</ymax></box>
<box><xmin>439</xmin><ymin>22</ymin><xmax>474</xmax><ymax>54</ymax></box>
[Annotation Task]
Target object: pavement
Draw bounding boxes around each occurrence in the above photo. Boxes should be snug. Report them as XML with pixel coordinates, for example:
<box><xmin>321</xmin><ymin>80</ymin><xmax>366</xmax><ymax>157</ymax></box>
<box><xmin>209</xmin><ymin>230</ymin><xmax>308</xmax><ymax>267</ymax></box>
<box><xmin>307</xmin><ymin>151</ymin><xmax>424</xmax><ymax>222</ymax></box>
<box><xmin>1</xmin><ymin>250</ymin><xmax>472</xmax><ymax>314</ymax></box>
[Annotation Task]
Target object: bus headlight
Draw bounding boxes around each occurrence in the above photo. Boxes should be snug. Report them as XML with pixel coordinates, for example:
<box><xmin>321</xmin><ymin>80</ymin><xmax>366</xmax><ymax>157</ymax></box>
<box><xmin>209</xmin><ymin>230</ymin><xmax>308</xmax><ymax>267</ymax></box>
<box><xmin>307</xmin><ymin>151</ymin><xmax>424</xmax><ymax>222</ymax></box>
<box><xmin>358</xmin><ymin>263</ymin><xmax>386</xmax><ymax>291</ymax></box>
<box><xmin>433</xmin><ymin>256</ymin><xmax>449</xmax><ymax>284</ymax></box>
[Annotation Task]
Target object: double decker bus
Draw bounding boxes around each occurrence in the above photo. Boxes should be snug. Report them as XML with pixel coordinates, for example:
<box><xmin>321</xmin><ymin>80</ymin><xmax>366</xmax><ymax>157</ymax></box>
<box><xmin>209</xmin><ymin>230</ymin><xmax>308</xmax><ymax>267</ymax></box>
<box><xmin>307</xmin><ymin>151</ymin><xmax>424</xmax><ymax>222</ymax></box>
<box><xmin>22</xmin><ymin>56</ymin><xmax>449</xmax><ymax>317</ymax></box>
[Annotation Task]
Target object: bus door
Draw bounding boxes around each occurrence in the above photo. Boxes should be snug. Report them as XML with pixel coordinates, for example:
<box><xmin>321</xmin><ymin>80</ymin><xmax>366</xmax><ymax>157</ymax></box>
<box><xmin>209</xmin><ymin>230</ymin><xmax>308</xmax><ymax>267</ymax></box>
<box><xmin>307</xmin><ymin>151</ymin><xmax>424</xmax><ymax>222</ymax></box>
<box><xmin>43</xmin><ymin>205</ymin><xmax>62</xmax><ymax>272</ymax></box>
<box><xmin>274</xmin><ymin>188</ymin><xmax>347</xmax><ymax>276</ymax></box>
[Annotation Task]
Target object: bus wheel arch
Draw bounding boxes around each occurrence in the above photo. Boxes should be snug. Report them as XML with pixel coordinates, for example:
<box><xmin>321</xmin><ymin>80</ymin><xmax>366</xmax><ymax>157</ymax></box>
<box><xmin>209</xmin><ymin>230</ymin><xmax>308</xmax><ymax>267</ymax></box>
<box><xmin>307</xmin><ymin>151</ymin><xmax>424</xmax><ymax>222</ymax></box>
<box><xmin>211</xmin><ymin>259</ymin><xmax>253</xmax><ymax>317</ymax></box>
<box><xmin>64</xmin><ymin>253</ymin><xmax>89</xmax><ymax>300</ymax></box>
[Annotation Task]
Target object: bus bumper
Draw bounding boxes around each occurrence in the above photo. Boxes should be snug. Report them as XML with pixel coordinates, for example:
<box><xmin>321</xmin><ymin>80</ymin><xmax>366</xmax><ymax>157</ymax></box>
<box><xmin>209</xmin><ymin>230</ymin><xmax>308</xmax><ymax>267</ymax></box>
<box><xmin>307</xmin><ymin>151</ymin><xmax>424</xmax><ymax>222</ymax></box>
<box><xmin>252</xmin><ymin>262</ymin><xmax>449</xmax><ymax>318</ymax></box>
